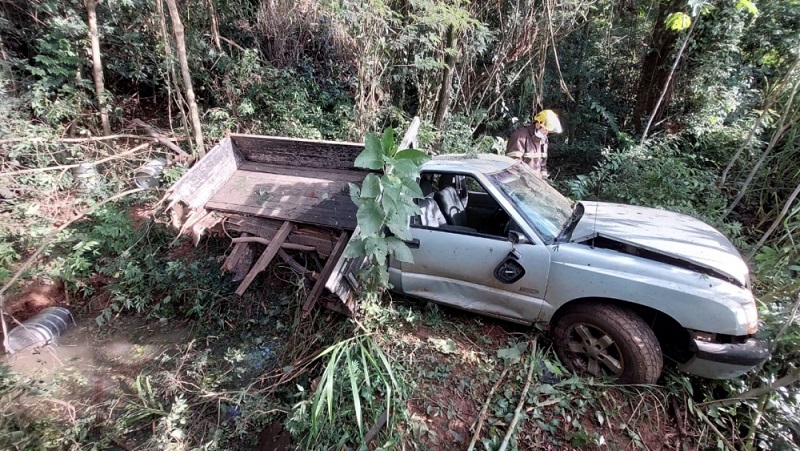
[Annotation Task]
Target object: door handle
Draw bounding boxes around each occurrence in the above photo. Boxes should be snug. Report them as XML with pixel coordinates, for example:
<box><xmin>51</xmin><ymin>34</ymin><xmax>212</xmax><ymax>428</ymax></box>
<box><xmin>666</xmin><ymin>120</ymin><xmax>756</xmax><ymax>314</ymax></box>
<box><xmin>405</xmin><ymin>238</ymin><xmax>420</xmax><ymax>249</ymax></box>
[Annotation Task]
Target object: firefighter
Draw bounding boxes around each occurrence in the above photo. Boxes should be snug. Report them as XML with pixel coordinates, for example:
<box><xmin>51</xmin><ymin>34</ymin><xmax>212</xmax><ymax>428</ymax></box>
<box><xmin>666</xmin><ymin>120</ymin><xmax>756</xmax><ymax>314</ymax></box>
<box><xmin>505</xmin><ymin>109</ymin><xmax>563</xmax><ymax>177</ymax></box>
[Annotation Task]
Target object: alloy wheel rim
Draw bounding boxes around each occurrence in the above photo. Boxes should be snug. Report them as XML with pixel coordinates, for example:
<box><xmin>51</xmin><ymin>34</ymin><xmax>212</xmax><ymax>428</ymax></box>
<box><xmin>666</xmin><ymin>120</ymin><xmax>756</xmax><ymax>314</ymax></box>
<box><xmin>565</xmin><ymin>322</ymin><xmax>624</xmax><ymax>377</ymax></box>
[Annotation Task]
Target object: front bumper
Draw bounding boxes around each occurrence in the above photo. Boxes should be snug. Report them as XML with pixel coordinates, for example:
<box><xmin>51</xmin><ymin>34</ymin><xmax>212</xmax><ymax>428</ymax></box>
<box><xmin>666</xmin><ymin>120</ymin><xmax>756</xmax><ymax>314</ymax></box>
<box><xmin>677</xmin><ymin>337</ymin><xmax>770</xmax><ymax>379</ymax></box>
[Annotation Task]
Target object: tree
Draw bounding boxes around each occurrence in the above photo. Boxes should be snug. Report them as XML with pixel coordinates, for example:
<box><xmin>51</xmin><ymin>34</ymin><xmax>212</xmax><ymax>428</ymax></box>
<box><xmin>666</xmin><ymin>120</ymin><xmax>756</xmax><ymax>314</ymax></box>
<box><xmin>432</xmin><ymin>25</ymin><xmax>456</xmax><ymax>130</ymax></box>
<box><xmin>86</xmin><ymin>0</ymin><xmax>110</xmax><ymax>135</ymax></box>
<box><xmin>164</xmin><ymin>0</ymin><xmax>205</xmax><ymax>158</ymax></box>
<box><xmin>631</xmin><ymin>0</ymin><xmax>683</xmax><ymax>133</ymax></box>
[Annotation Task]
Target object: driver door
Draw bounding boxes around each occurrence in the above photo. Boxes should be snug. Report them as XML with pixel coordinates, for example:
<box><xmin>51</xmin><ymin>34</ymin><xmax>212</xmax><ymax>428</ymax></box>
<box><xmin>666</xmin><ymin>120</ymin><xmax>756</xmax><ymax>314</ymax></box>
<box><xmin>395</xmin><ymin>173</ymin><xmax>551</xmax><ymax>324</ymax></box>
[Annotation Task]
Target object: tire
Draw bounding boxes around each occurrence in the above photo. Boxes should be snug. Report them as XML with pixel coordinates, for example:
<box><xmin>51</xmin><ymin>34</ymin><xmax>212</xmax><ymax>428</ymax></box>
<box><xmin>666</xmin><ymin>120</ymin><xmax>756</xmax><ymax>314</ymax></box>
<box><xmin>553</xmin><ymin>303</ymin><xmax>663</xmax><ymax>384</ymax></box>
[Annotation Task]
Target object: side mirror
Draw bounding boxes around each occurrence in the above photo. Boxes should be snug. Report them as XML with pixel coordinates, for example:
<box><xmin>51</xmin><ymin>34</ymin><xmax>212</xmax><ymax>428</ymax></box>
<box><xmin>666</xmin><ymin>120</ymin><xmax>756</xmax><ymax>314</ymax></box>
<box><xmin>508</xmin><ymin>230</ymin><xmax>530</xmax><ymax>244</ymax></box>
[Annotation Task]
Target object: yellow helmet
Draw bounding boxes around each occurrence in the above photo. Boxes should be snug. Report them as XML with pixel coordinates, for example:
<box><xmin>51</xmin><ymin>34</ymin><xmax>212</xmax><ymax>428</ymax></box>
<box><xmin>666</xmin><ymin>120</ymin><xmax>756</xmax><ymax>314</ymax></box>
<box><xmin>533</xmin><ymin>109</ymin><xmax>562</xmax><ymax>133</ymax></box>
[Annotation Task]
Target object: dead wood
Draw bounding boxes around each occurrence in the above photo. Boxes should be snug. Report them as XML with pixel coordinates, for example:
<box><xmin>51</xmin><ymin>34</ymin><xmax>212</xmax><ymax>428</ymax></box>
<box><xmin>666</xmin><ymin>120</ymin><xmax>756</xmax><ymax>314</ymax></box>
<box><xmin>129</xmin><ymin>118</ymin><xmax>192</xmax><ymax>161</ymax></box>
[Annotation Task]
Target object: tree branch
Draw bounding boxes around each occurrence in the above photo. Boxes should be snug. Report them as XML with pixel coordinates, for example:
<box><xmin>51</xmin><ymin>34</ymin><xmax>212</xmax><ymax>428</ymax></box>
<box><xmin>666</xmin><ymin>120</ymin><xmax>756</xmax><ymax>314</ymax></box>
<box><xmin>0</xmin><ymin>143</ymin><xmax>150</xmax><ymax>178</ymax></box>
<box><xmin>702</xmin><ymin>366</ymin><xmax>800</xmax><ymax>409</ymax></box>
<box><xmin>499</xmin><ymin>337</ymin><xmax>538</xmax><ymax>451</ymax></box>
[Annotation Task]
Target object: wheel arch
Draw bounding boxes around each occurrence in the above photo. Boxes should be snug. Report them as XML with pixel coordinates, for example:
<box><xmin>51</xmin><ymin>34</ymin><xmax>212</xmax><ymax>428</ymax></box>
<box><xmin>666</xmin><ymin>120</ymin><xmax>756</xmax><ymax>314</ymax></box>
<box><xmin>551</xmin><ymin>297</ymin><xmax>692</xmax><ymax>362</ymax></box>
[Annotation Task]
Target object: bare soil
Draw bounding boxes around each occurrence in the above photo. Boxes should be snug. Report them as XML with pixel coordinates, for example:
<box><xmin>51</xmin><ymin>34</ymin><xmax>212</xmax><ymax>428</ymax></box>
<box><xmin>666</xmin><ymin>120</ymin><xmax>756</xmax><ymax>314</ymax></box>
<box><xmin>3</xmin><ymin>278</ymin><xmax>65</xmax><ymax>323</ymax></box>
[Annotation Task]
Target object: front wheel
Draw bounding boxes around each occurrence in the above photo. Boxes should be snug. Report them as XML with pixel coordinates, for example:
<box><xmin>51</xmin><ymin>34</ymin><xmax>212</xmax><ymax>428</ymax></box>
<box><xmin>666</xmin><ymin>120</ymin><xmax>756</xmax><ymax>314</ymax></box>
<box><xmin>553</xmin><ymin>303</ymin><xmax>663</xmax><ymax>384</ymax></box>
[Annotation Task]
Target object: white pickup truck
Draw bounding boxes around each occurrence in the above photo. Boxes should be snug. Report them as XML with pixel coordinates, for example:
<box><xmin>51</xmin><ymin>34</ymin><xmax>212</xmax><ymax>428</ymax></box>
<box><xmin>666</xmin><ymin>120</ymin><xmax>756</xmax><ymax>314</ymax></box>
<box><xmin>169</xmin><ymin>133</ymin><xmax>769</xmax><ymax>384</ymax></box>
<box><xmin>389</xmin><ymin>154</ymin><xmax>768</xmax><ymax>384</ymax></box>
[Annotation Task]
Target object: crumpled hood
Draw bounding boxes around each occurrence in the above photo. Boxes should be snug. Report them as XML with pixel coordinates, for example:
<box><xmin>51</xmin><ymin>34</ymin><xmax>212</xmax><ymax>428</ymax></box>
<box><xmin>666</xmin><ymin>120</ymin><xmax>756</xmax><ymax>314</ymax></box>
<box><xmin>571</xmin><ymin>201</ymin><xmax>749</xmax><ymax>286</ymax></box>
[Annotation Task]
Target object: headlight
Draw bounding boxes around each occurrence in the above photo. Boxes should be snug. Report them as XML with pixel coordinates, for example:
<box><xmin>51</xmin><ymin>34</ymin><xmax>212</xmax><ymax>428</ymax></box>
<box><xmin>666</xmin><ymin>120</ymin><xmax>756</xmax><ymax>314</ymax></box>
<box><xmin>742</xmin><ymin>300</ymin><xmax>759</xmax><ymax>334</ymax></box>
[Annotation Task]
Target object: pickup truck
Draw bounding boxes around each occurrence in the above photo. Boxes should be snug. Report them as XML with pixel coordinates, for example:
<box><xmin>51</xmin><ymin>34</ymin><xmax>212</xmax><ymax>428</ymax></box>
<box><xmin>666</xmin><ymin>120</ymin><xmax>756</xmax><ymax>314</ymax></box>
<box><xmin>393</xmin><ymin>153</ymin><xmax>769</xmax><ymax>383</ymax></box>
<box><xmin>168</xmin><ymin>129</ymin><xmax>769</xmax><ymax>384</ymax></box>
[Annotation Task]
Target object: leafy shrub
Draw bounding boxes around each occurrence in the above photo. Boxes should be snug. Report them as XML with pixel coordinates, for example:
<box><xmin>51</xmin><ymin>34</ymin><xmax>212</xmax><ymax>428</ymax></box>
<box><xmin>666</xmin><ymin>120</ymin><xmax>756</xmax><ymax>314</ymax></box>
<box><xmin>46</xmin><ymin>202</ymin><xmax>236</xmax><ymax>325</ymax></box>
<box><xmin>208</xmin><ymin>49</ymin><xmax>355</xmax><ymax>140</ymax></box>
<box><xmin>567</xmin><ymin>136</ymin><xmax>742</xmax><ymax>241</ymax></box>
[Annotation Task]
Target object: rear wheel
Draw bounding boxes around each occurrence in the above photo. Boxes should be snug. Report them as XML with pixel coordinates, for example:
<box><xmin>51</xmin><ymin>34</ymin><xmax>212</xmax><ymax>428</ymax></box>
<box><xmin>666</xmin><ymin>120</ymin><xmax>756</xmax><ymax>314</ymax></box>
<box><xmin>553</xmin><ymin>303</ymin><xmax>663</xmax><ymax>384</ymax></box>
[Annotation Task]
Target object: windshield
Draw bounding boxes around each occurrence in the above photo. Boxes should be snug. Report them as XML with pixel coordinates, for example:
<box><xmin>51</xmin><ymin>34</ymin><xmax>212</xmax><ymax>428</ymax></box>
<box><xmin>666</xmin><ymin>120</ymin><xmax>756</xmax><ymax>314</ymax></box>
<box><xmin>487</xmin><ymin>163</ymin><xmax>574</xmax><ymax>243</ymax></box>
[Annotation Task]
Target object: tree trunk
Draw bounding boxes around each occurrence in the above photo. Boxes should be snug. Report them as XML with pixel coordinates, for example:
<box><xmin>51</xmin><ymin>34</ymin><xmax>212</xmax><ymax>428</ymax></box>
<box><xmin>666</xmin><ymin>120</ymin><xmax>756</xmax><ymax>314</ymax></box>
<box><xmin>631</xmin><ymin>0</ymin><xmax>682</xmax><ymax>133</ymax></box>
<box><xmin>86</xmin><ymin>0</ymin><xmax>111</xmax><ymax>136</ymax></box>
<box><xmin>433</xmin><ymin>25</ymin><xmax>457</xmax><ymax>130</ymax></box>
<box><xmin>206</xmin><ymin>0</ymin><xmax>221</xmax><ymax>51</ymax></box>
<box><xmin>156</xmin><ymin>0</ymin><xmax>190</xmax><ymax>138</ymax></box>
<box><xmin>639</xmin><ymin>16</ymin><xmax>697</xmax><ymax>144</ymax></box>
<box><xmin>165</xmin><ymin>0</ymin><xmax>205</xmax><ymax>158</ymax></box>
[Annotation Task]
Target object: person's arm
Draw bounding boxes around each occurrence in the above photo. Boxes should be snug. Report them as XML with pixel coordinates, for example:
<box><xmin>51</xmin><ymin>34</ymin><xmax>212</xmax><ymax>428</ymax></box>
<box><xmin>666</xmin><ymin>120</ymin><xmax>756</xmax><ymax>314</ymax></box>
<box><xmin>506</xmin><ymin>131</ymin><xmax>525</xmax><ymax>159</ymax></box>
<box><xmin>540</xmin><ymin>139</ymin><xmax>549</xmax><ymax>177</ymax></box>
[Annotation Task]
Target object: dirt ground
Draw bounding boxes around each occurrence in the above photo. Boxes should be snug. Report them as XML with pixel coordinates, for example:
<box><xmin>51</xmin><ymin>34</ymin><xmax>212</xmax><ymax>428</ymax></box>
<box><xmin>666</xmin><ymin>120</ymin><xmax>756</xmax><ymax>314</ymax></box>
<box><xmin>387</xmin><ymin>303</ymin><xmax>694</xmax><ymax>450</ymax></box>
<box><xmin>3</xmin><ymin>278</ymin><xmax>65</xmax><ymax>323</ymax></box>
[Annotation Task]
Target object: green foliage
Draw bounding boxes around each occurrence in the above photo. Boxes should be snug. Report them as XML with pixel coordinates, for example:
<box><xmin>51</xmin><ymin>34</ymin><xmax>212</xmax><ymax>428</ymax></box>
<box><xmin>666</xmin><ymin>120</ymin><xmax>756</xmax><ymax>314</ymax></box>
<box><xmin>38</xmin><ymin>202</ymin><xmax>236</xmax><ymax>325</ymax></box>
<box><xmin>345</xmin><ymin>127</ymin><xmax>430</xmax><ymax>292</ymax></box>
<box><xmin>567</xmin><ymin>136</ymin><xmax>740</xmax><ymax>238</ymax></box>
<box><xmin>207</xmin><ymin>49</ymin><xmax>355</xmax><ymax>140</ymax></box>
<box><xmin>287</xmin><ymin>335</ymin><xmax>407</xmax><ymax>448</ymax></box>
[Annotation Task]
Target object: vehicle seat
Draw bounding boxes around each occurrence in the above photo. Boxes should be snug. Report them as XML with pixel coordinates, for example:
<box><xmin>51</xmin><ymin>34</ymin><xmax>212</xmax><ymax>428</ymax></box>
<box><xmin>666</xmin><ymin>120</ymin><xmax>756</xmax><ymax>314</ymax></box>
<box><xmin>419</xmin><ymin>173</ymin><xmax>435</xmax><ymax>197</ymax></box>
<box><xmin>438</xmin><ymin>174</ymin><xmax>468</xmax><ymax>204</ymax></box>
<box><xmin>418</xmin><ymin>197</ymin><xmax>447</xmax><ymax>227</ymax></box>
<box><xmin>435</xmin><ymin>186</ymin><xmax>469</xmax><ymax>227</ymax></box>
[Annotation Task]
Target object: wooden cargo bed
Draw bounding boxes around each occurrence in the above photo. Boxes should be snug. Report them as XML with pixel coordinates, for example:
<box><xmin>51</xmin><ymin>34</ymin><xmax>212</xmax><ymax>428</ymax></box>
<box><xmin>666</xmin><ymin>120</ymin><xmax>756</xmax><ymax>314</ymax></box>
<box><xmin>168</xmin><ymin>133</ymin><xmax>370</xmax><ymax>315</ymax></box>
<box><xmin>206</xmin><ymin>162</ymin><xmax>362</xmax><ymax>230</ymax></box>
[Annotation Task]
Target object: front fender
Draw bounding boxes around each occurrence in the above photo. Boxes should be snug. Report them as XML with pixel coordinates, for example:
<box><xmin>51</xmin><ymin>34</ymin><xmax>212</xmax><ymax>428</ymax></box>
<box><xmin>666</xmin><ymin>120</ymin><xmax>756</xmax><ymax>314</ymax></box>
<box><xmin>542</xmin><ymin>246</ymin><xmax>756</xmax><ymax>336</ymax></box>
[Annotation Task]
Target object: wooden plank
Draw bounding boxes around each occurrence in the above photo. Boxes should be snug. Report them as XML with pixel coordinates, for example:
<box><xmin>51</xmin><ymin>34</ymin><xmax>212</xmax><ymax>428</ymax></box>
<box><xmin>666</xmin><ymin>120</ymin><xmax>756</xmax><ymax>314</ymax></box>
<box><xmin>223</xmin><ymin>215</ymin><xmax>335</xmax><ymax>257</ymax></box>
<box><xmin>231</xmin><ymin>236</ymin><xmax>315</xmax><ymax>251</ymax></box>
<box><xmin>303</xmin><ymin>231</ymin><xmax>350</xmax><ymax>315</ymax></box>
<box><xmin>235</xmin><ymin>221</ymin><xmax>294</xmax><ymax>295</ymax></box>
<box><xmin>398</xmin><ymin>116</ymin><xmax>421</xmax><ymax>150</ymax></box>
<box><xmin>168</xmin><ymin>137</ymin><xmax>242</xmax><ymax>210</ymax></box>
<box><xmin>210</xmin><ymin>169</ymin><xmax>358</xmax><ymax>211</ymax></box>
<box><xmin>205</xmin><ymin>167</ymin><xmax>359</xmax><ymax>229</ymax></box>
<box><xmin>230</xmin><ymin>134</ymin><xmax>364</xmax><ymax>171</ymax></box>
<box><xmin>222</xmin><ymin>233</ymin><xmax>252</xmax><ymax>272</ymax></box>
<box><xmin>207</xmin><ymin>201</ymin><xmax>357</xmax><ymax>230</ymax></box>
<box><xmin>239</xmin><ymin>162</ymin><xmax>368</xmax><ymax>183</ymax></box>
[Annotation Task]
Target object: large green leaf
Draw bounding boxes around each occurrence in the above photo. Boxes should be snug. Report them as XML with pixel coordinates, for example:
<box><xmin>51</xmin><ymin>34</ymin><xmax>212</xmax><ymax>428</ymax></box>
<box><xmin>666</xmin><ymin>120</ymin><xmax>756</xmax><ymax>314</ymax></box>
<box><xmin>395</xmin><ymin>148</ymin><xmax>430</xmax><ymax>165</ymax></box>
<box><xmin>348</xmin><ymin>183</ymin><xmax>363</xmax><ymax>208</ymax></box>
<box><xmin>382</xmin><ymin>127</ymin><xmax>396</xmax><ymax>157</ymax></box>
<box><xmin>355</xmin><ymin>133</ymin><xmax>384</xmax><ymax>170</ymax></box>
<box><xmin>665</xmin><ymin>12</ymin><xmax>691</xmax><ymax>31</ymax></box>
<box><xmin>343</xmin><ymin>236</ymin><xmax>367</xmax><ymax>258</ymax></box>
<box><xmin>386</xmin><ymin>214</ymin><xmax>412</xmax><ymax>241</ymax></box>
<box><xmin>386</xmin><ymin>236</ymin><xmax>414</xmax><ymax>263</ymax></box>
<box><xmin>356</xmin><ymin>199</ymin><xmax>384</xmax><ymax>235</ymax></box>
<box><xmin>392</xmin><ymin>158</ymin><xmax>420</xmax><ymax>178</ymax></box>
<box><xmin>364</xmin><ymin>235</ymin><xmax>390</xmax><ymax>261</ymax></box>
<box><xmin>361</xmin><ymin>173</ymin><xmax>382</xmax><ymax>198</ymax></box>
<box><xmin>401</xmin><ymin>177</ymin><xmax>424</xmax><ymax>199</ymax></box>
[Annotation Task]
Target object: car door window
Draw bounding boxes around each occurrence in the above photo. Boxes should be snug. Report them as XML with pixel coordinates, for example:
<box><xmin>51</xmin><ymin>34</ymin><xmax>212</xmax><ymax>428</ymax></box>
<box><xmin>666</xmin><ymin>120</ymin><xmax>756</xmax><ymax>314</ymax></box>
<box><xmin>412</xmin><ymin>172</ymin><xmax>510</xmax><ymax>239</ymax></box>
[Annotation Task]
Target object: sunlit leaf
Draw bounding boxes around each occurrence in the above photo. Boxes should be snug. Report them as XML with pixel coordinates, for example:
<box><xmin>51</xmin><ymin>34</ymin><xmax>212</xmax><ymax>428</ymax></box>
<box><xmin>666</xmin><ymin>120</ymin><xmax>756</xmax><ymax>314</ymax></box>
<box><xmin>395</xmin><ymin>148</ymin><xmax>430</xmax><ymax>165</ymax></box>
<box><xmin>382</xmin><ymin>127</ymin><xmax>396</xmax><ymax>157</ymax></box>
<box><xmin>356</xmin><ymin>199</ymin><xmax>384</xmax><ymax>235</ymax></box>
<box><xmin>735</xmin><ymin>0</ymin><xmax>758</xmax><ymax>16</ymax></box>
<box><xmin>665</xmin><ymin>12</ymin><xmax>691</xmax><ymax>31</ymax></box>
